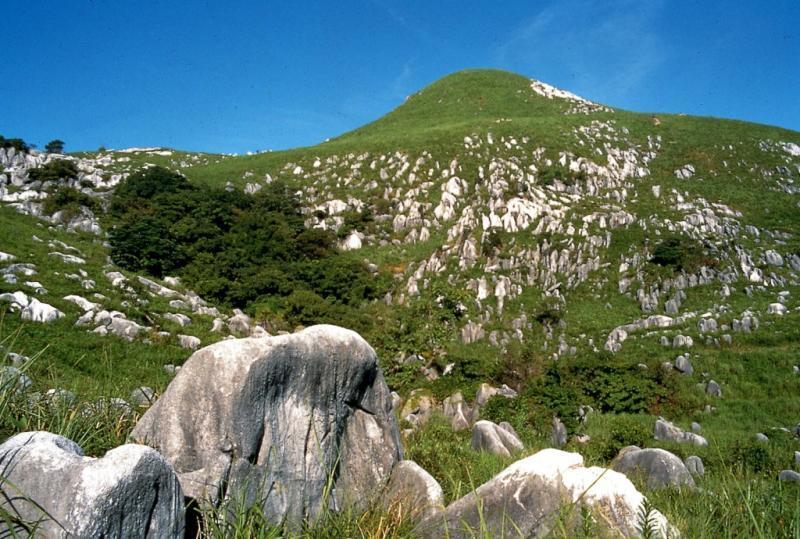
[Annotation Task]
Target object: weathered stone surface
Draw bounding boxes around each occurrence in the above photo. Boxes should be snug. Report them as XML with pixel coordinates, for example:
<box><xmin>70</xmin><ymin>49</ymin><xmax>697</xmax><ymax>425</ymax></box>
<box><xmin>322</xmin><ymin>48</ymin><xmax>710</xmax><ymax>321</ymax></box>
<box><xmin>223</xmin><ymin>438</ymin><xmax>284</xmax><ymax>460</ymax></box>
<box><xmin>779</xmin><ymin>470</ymin><xmax>800</xmax><ymax>482</ymax></box>
<box><xmin>400</xmin><ymin>389</ymin><xmax>437</xmax><ymax>428</ymax></box>
<box><xmin>131</xmin><ymin>325</ymin><xmax>402</xmax><ymax>526</ymax></box>
<box><xmin>654</xmin><ymin>418</ymin><xmax>708</xmax><ymax>446</ymax></box>
<box><xmin>613</xmin><ymin>447</ymin><xmax>696</xmax><ymax>489</ymax></box>
<box><xmin>471</xmin><ymin>420</ymin><xmax>524</xmax><ymax>457</ymax></box>
<box><xmin>550</xmin><ymin>416</ymin><xmax>567</xmax><ymax>447</ymax></box>
<box><xmin>443</xmin><ymin>392</ymin><xmax>471</xmax><ymax>431</ymax></box>
<box><xmin>108</xmin><ymin>317</ymin><xmax>144</xmax><ymax>341</ymax></box>
<box><xmin>674</xmin><ymin>355</ymin><xmax>693</xmax><ymax>375</ymax></box>
<box><xmin>706</xmin><ymin>380</ymin><xmax>722</xmax><ymax>397</ymax></box>
<box><xmin>685</xmin><ymin>455</ymin><xmax>705</xmax><ymax>476</ymax></box>
<box><xmin>382</xmin><ymin>460</ymin><xmax>444</xmax><ymax>526</ymax></box>
<box><xmin>428</xmin><ymin>449</ymin><xmax>672</xmax><ymax>538</ymax></box>
<box><xmin>0</xmin><ymin>431</ymin><xmax>184</xmax><ymax>538</ymax></box>
<box><xmin>177</xmin><ymin>334</ymin><xmax>201</xmax><ymax>350</ymax></box>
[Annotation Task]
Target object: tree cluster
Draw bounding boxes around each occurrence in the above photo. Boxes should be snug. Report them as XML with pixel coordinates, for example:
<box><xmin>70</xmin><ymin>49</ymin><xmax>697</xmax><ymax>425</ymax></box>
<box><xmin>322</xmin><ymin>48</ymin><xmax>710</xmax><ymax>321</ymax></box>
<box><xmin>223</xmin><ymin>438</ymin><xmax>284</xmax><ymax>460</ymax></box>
<box><xmin>107</xmin><ymin>167</ymin><xmax>382</xmax><ymax>328</ymax></box>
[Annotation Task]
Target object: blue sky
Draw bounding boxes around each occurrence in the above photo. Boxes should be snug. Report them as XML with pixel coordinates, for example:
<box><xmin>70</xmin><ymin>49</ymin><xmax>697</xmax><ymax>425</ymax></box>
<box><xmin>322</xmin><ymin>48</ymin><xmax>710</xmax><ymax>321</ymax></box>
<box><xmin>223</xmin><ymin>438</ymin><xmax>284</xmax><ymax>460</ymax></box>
<box><xmin>2</xmin><ymin>1</ymin><xmax>798</xmax><ymax>153</ymax></box>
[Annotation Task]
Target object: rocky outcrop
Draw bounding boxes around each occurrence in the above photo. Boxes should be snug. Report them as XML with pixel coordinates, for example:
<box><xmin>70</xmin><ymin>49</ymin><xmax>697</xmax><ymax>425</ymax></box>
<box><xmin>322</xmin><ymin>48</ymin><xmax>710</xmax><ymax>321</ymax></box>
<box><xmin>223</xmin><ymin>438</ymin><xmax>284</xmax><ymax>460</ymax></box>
<box><xmin>0</xmin><ymin>431</ymin><xmax>184</xmax><ymax>538</ymax></box>
<box><xmin>427</xmin><ymin>449</ymin><xmax>672</xmax><ymax>538</ymax></box>
<box><xmin>131</xmin><ymin>325</ymin><xmax>402</xmax><ymax>527</ymax></box>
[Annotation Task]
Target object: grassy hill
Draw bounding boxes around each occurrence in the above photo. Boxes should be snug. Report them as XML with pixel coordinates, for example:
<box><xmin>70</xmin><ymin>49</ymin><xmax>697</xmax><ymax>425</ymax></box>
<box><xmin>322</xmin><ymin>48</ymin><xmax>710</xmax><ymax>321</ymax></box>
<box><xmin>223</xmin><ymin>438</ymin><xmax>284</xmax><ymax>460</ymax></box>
<box><xmin>2</xmin><ymin>68</ymin><xmax>800</xmax><ymax>536</ymax></box>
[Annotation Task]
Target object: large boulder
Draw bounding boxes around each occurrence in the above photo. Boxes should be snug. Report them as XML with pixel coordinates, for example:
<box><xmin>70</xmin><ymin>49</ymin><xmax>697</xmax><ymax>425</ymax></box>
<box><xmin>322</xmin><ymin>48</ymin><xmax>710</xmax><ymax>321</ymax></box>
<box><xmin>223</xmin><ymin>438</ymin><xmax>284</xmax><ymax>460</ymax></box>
<box><xmin>428</xmin><ymin>449</ymin><xmax>672</xmax><ymax>538</ymax></box>
<box><xmin>613</xmin><ymin>447</ymin><xmax>696</xmax><ymax>489</ymax></box>
<box><xmin>0</xmin><ymin>431</ymin><xmax>184</xmax><ymax>538</ymax></box>
<box><xmin>130</xmin><ymin>325</ymin><xmax>402</xmax><ymax>527</ymax></box>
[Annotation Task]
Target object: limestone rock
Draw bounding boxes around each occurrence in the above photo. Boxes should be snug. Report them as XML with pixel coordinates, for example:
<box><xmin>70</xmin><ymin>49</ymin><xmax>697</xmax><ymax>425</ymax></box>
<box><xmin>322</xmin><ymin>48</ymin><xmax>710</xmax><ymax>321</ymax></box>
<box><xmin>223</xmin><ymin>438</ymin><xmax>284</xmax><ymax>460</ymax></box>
<box><xmin>429</xmin><ymin>448</ymin><xmax>672</xmax><ymax>538</ymax></box>
<box><xmin>471</xmin><ymin>420</ymin><xmax>524</xmax><ymax>457</ymax></box>
<box><xmin>685</xmin><ymin>455</ymin><xmax>705</xmax><ymax>476</ymax></box>
<box><xmin>706</xmin><ymin>380</ymin><xmax>722</xmax><ymax>397</ymax></box>
<box><xmin>550</xmin><ymin>416</ymin><xmax>567</xmax><ymax>447</ymax></box>
<box><xmin>779</xmin><ymin>470</ymin><xmax>800</xmax><ymax>482</ymax></box>
<box><xmin>178</xmin><ymin>334</ymin><xmax>201</xmax><ymax>350</ymax></box>
<box><xmin>131</xmin><ymin>325</ymin><xmax>402</xmax><ymax>527</ymax></box>
<box><xmin>613</xmin><ymin>447</ymin><xmax>696</xmax><ymax>489</ymax></box>
<box><xmin>382</xmin><ymin>460</ymin><xmax>444</xmax><ymax>526</ymax></box>
<box><xmin>443</xmin><ymin>392</ymin><xmax>471</xmax><ymax>431</ymax></box>
<box><xmin>654</xmin><ymin>418</ymin><xmax>708</xmax><ymax>446</ymax></box>
<box><xmin>0</xmin><ymin>431</ymin><xmax>184</xmax><ymax>538</ymax></box>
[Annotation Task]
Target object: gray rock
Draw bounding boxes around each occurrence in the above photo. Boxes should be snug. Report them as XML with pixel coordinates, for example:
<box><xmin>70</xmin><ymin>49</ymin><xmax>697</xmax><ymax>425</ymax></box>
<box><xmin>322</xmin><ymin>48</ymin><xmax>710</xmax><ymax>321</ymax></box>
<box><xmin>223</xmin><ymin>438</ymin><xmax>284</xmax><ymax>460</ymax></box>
<box><xmin>691</xmin><ymin>421</ymin><xmax>702</xmax><ymax>433</ymax></box>
<box><xmin>674</xmin><ymin>355</ymin><xmax>694</xmax><ymax>375</ymax></box>
<box><xmin>227</xmin><ymin>310</ymin><xmax>252</xmax><ymax>335</ymax></box>
<box><xmin>706</xmin><ymin>380</ymin><xmax>722</xmax><ymax>397</ymax></box>
<box><xmin>755</xmin><ymin>432</ymin><xmax>769</xmax><ymax>442</ymax></box>
<box><xmin>131</xmin><ymin>386</ymin><xmax>155</xmax><ymax>407</ymax></box>
<box><xmin>164</xmin><ymin>313</ymin><xmax>191</xmax><ymax>326</ymax></box>
<box><xmin>108</xmin><ymin>317</ymin><xmax>144</xmax><ymax>341</ymax></box>
<box><xmin>177</xmin><ymin>334</ymin><xmax>201</xmax><ymax>350</ymax></box>
<box><xmin>550</xmin><ymin>416</ymin><xmax>567</xmax><ymax>447</ymax></box>
<box><xmin>382</xmin><ymin>460</ymin><xmax>444</xmax><ymax>527</ymax></box>
<box><xmin>795</xmin><ymin>451</ymin><xmax>800</xmax><ymax>465</ymax></box>
<box><xmin>443</xmin><ymin>392</ymin><xmax>471</xmax><ymax>431</ymax></box>
<box><xmin>614</xmin><ymin>447</ymin><xmax>696</xmax><ymax>489</ymax></box>
<box><xmin>131</xmin><ymin>325</ymin><xmax>402</xmax><ymax>527</ymax></box>
<box><xmin>471</xmin><ymin>420</ymin><xmax>524</xmax><ymax>457</ymax></box>
<box><xmin>0</xmin><ymin>366</ymin><xmax>32</xmax><ymax>394</ymax></box>
<box><xmin>778</xmin><ymin>470</ymin><xmax>800</xmax><ymax>482</ymax></box>
<box><xmin>0</xmin><ymin>431</ymin><xmax>184</xmax><ymax>538</ymax></box>
<box><xmin>684</xmin><ymin>455</ymin><xmax>705</xmax><ymax>476</ymax></box>
<box><xmin>400</xmin><ymin>389</ymin><xmax>436</xmax><ymax>428</ymax></box>
<box><xmin>654</xmin><ymin>418</ymin><xmax>708</xmax><ymax>446</ymax></box>
<box><xmin>429</xmin><ymin>448</ymin><xmax>672</xmax><ymax>538</ymax></box>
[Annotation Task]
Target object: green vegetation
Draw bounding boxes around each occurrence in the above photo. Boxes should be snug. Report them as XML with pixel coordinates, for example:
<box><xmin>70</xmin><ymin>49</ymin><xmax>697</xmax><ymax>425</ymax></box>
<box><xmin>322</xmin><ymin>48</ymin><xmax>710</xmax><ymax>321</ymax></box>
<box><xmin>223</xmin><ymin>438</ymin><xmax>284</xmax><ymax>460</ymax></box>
<box><xmin>0</xmin><ymin>135</ymin><xmax>30</xmax><ymax>153</ymax></box>
<box><xmin>107</xmin><ymin>166</ymin><xmax>383</xmax><ymax>330</ymax></box>
<box><xmin>2</xmin><ymin>69</ymin><xmax>800</xmax><ymax>536</ymax></box>
<box><xmin>26</xmin><ymin>159</ymin><xmax>79</xmax><ymax>183</ymax></box>
<box><xmin>44</xmin><ymin>139</ymin><xmax>65</xmax><ymax>154</ymax></box>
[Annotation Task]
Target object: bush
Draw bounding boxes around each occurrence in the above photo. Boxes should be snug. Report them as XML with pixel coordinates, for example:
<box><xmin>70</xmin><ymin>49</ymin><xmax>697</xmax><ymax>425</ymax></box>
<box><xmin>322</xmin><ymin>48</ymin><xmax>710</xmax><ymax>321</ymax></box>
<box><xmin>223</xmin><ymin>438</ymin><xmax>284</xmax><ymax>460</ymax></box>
<box><xmin>0</xmin><ymin>135</ymin><xmax>30</xmax><ymax>153</ymax></box>
<box><xmin>45</xmin><ymin>139</ymin><xmax>65</xmax><ymax>154</ymax></box>
<box><xmin>42</xmin><ymin>186</ymin><xmax>97</xmax><ymax>220</ymax></box>
<box><xmin>588</xmin><ymin>414</ymin><xmax>653</xmax><ymax>461</ymax></box>
<box><xmin>27</xmin><ymin>159</ymin><xmax>79</xmax><ymax>183</ymax></box>
<box><xmin>107</xmin><ymin>167</ymin><xmax>382</xmax><ymax>326</ymax></box>
<box><xmin>650</xmin><ymin>236</ymin><xmax>713</xmax><ymax>272</ymax></box>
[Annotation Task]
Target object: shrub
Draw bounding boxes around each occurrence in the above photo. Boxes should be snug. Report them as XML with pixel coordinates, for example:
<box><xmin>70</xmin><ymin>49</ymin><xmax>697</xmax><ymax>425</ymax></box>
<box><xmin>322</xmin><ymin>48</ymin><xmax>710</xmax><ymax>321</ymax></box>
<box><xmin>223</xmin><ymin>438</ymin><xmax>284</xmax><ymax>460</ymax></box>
<box><xmin>27</xmin><ymin>159</ymin><xmax>79</xmax><ymax>183</ymax></box>
<box><xmin>45</xmin><ymin>139</ymin><xmax>65</xmax><ymax>154</ymax></box>
<box><xmin>0</xmin><ymin>135</ymin><xmax>30</xmax><ymax>153</ymax></box>
<box><xmin>650</xmin><ymin>236</ymin><xmax>714</xmax><ymax>272</ymax></box>
<box><xmin>588</xmin><ymin>414</ymin><xmax>653</xmax><ymax>461</ymax></box>
<box><xmin>42</xmin><ymin>186</ymin><xmax>97</xmax><ymax>220</ymax></box>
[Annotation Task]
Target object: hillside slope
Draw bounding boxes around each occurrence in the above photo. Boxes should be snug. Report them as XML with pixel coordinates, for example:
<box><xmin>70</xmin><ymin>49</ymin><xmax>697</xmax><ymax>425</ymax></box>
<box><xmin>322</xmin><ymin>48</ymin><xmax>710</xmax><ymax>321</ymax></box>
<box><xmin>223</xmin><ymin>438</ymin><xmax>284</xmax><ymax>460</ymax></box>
<box><xmin>2</xmin><ymin>69</ymin><xmax>800</xmax><ymax>536</ymax></box>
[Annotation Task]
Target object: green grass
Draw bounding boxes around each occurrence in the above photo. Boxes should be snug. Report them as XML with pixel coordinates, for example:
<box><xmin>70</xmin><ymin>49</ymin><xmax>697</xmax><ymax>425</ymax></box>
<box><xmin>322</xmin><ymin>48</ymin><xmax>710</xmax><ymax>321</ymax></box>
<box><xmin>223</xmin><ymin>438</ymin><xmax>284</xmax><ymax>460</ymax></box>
<box><xmin>3</xmin><ymin>67</ymin><xmax>800</xmax><ymax>536</ymax></box>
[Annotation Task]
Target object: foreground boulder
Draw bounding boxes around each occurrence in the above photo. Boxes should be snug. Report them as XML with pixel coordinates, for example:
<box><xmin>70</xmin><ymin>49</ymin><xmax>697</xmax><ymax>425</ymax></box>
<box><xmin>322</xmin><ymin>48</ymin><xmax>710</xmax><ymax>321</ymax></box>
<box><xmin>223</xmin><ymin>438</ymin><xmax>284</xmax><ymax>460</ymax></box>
<box><xmin>0</xmin><ymin>431</ymin><xmax>184</xmax><ymax>538</ymax></box>
<box><xmin>613</xmin><ymin>446</ymin><xmax>696</xmax><ymax>489</ymax></box>
<box><xmin>131</xmin><ymin>324</ymin><xmax>402</xmax><ymax>526</ymax></box>
<box><xmin>428</xmin><ymin>449</ymin><xmax>672</xmax><ymax>538</ymax></box>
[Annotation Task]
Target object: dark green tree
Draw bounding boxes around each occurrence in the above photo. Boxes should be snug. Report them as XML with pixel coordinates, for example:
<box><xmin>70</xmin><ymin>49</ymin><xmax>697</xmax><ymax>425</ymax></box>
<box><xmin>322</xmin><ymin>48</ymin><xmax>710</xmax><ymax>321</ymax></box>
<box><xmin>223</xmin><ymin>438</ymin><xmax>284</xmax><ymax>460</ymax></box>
<box><xmin>45</xmin><ymin>139</ymin><xmax>65</xmax><ymax>154</ymax></box>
